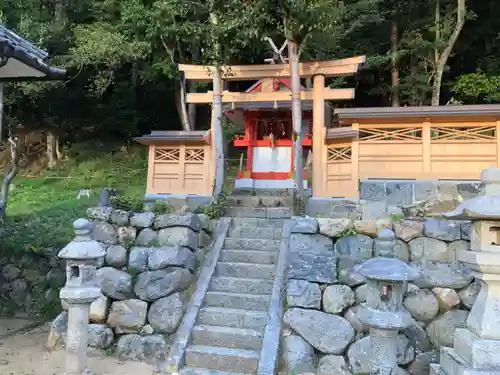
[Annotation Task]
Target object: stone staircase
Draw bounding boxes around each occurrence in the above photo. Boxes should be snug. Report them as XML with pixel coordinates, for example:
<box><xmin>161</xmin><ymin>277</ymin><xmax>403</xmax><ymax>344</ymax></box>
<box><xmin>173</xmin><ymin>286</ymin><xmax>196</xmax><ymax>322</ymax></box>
<box><xmin>225</xmin><ymin>191</ymin><xmax>294</xmax><ymax>219</ymax></box>
<box><xmin>166</xmin><ymin>217</ymin><xmax>288</xmax><ymax>375</ymax></box>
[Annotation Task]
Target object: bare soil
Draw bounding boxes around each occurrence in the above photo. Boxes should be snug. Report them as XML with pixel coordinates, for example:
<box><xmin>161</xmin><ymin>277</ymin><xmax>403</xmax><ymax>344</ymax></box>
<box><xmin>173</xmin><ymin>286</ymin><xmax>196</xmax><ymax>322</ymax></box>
<box><xmin>0</xmin><ymin>322</ymin><xmax>152</xmax><ymax>375</ymax></box>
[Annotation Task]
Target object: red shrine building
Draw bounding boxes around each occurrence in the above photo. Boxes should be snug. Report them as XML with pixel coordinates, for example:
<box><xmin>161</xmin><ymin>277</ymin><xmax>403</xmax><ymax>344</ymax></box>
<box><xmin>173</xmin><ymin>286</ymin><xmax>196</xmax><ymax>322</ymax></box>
<box><xmin>224</xmin><ymin>78</ymin><xmax>315</xmax><ymax>190</ymax></box>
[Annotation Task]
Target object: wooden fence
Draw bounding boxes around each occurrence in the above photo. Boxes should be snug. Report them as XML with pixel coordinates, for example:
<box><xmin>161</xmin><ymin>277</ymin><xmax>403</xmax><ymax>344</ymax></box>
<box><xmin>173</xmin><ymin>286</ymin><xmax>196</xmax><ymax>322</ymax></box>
<box><xmin>324</xmin><ymin>121</ymin><xmax>500</xmax><ymax>198</ymax></box>
<box><xmin>147</xmin><ymin>144</ymin><xmax>213</xmax><ymax>196</ymax></box>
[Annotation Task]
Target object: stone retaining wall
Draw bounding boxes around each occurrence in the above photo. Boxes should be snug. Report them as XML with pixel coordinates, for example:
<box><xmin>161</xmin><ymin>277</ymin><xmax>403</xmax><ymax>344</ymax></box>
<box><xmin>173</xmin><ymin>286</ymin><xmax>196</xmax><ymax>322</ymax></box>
<box><xmin>282</xmin><ymin>216</ymin><xmax>477</xmax><ymax>375</ymax></box>
<box><xmin>47</xmin><ymin>208</ymin><xmax>214</xmax><ymax>363</ymax></box>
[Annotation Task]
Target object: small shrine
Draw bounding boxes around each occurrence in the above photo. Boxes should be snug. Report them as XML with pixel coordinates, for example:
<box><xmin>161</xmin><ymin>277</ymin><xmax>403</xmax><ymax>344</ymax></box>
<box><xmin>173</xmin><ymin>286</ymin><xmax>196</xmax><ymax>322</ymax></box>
<box><xmin>226</xmin><ymin>78</ymin><xmax>313</xmax><ymax>190</ymax></box>
<box><xmin>431</xmin><ymin>167</ymin><xmax>500</xmax><ymax>375</ymax></box>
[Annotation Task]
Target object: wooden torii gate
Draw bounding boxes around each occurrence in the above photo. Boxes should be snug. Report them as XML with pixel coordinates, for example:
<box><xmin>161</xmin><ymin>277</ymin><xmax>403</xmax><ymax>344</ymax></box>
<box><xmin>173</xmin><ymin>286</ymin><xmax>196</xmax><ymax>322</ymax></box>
<box><xmin>179</xmin><ymin>55</ymin><xmax>365</xmax><ymax>197</ymax></box>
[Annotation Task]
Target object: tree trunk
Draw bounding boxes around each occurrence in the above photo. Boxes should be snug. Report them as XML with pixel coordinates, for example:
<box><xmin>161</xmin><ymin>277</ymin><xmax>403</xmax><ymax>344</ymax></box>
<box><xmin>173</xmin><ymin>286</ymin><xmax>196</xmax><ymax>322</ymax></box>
<box><xmin>55</xmin><ymin>136</ymin><xmax>62</xmax><ymax>160</ymax></box>
<box><xmin>0</xmin><ymin>137</ymin><xmax>20</xmax><ymax>218</ymax></box>
<box><xmin>47</xmin><ymin>131</ymin><xmax>57</xmax><ymax>168</ymax></box>
<box><xmin>210</xmin><ymin>10</ymin><xmax>225</xmax><ymax>199</ymax></box>
<box><xmin>188</xmin><ymin>80</ymin><xmax>197</xmax><ymax>129</ymax></box>
<box><xmin>288</xmin><ymin>39</ymin><xmax>305</xmax><ymax>197</ymax></box>
<box><xmin>0</xmin><ymin>83</ymin><xmax>3</xmax><ymax>141</ymax></box>
<box><xmin>431</xmin><ymin>0</ymin><xmax>466</xmax><ymax>106</ymax></box>
<box><xmin>391</xmin><ymin>20</ymin><xmax>400</xmax><ymax>107</ymax></box>
<box><xmin>174</xmin><ymin>72</ymin><xmax>193</xmax><ymax>131</ymax></box>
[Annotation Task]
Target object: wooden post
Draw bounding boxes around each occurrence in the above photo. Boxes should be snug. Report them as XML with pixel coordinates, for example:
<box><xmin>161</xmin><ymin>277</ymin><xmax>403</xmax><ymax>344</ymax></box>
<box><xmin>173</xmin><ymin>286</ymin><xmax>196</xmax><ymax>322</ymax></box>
<box><xmin>496</xmin><ymin>120</ymin><xmax>500</xmax><ymax>167</ymax></box>
<box><xmin>351</xmin><ymin>123</ymin><xmax>360</xmax><ymax>198</ymax></box>
<box><xmin>423</xmin><ymin>121</ymin><xmax>431</xmax><ymax>175</ymax></box>
<box><xmin>312</xmin><ymin>74</ymin><xmax>325</xmax><ymax>197</ymax></box>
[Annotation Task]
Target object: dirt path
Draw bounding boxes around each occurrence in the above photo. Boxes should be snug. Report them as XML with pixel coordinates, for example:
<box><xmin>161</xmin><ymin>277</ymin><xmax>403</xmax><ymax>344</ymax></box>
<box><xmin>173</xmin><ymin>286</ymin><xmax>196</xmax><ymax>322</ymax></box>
<box><xmin>0</xmin><ymin>323</ymin><xmax>153</xmax><ymax>375</ymax></box>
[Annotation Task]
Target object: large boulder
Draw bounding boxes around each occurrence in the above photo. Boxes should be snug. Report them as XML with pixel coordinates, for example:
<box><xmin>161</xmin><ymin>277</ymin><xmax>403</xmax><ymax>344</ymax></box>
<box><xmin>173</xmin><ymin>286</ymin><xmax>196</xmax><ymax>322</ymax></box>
<box><xmin>458</xmin><ymin>280</ymin><xmax>481</xmax><ymax>309</ymax></box>
<box><xmin>130</xmin><ymin>212</ymin><xmax>155</xmax><ymax>228</ymax></box>
<box><xmin>394</xmin><ymin>220</ymin><xmax>424</xmax><ymax>242</ymax></box>
<box><xmin>424</xmin><ymin>219</ymin><xmax>461</xmax><ymax>242</ymax></box>
<box><xmin>288</xmin><ymin>234</ymin><xmax>336</xmax><ymax>284</ymax></box>
<box><xmin>432</xmin><ymin>287</ymin><xmax>460</xmax><ymax>312</ymax></box>
<box><xmin>47</xmin><ymin>311</ymin><xmax>68</xmax><ymax>349</ymax></box>
<box><xmin>88</xmin><ymin>324</ymin><xmax>115</xmax><ymax>349</ymax></box>
<box><xmin>409</xmin><ymin>237</ymin><xmax>450</xmax><ymax>262</ymax></box>
<box><xmin>154</xmin><ymin>213</ymin><xmax>202</xmax><ymax>232</ymax></box>
<box><xmin>135</xmin><ymin>228</ymin><xmax>158</xmax><ymax>246</ymax></box>
<box><xmin>105</xmin><ymin>245</ymin><xmax>128</xmax><ymax>268</ymax></box>
<box><xmin>96</xmin><ymin>267</ymin><xmax>133</xmax><ymax>300</ymax></box>
<box><xmin>107</xmin><ymin>299</ymin><xmax>148</xmax><ymax>334</ymax></box>
<box><xmin>134</xmin><ymin>268</ymin><xmax>192</xmax><ymax>301</ymax></box>
<box><xmin>413</xmin><ymin>261</ymin><xmax>473</xmax><ymax>289</ymax></box>
<box><xmin>426</xmin><ymin>309</ymin><xmax>469</xmax><ymax>347</ymax></box>
<box><xmin>148</xmin><ymin>246</ymin><xmax>196</xmax><ymax>271</ymax></box>
<box><xmin>89</xmin><ymin>294</ymin><xmax>110</xmax><ymax>323</ymax></box>
<box><xmin>404</xmin><ymin>290</ymin><xmax>440</xmax><ymax>323</ymax></box>
<box><xmin>322</xmin><ymin>285</ymin><xmax>355</xmax><ymax>314</ymax></box>
<box><xmin>335</xmin><ymin>235</ymin><xmax>373</xmax><ymax>269</ymax></box>
<box><xmin>317</xmin><ymin>355</ymin><xmax>352</xmax><ymax>375</ymax></box>
<box><xmin>286</xmin><ymin>279</ymin><xmax>321</xmax><ymax>310</ymax></box>
<box><xmin>317</xmin><ymin>218</ymin><xmax>352</xmax><ymax>238</ymax></box>
<box><xmin>347</xmin><ymin>335</ymin><xmax>415</xmax><ymax>372</ymax></box>
<box><xmin>147</xmin><ymin>293</ymin><xmax>188</xmax><ymax>333</ymax></box>
<box><xmin>128</xmin><ymin>247</ymin><xmax>149</xmax><ymax>272</ymax></box>
<box><xmin>291</xmin><ymin>217</ymin><xmax>318</xmax><ymax>234</ymax></box>
<box><xmin>158</xmin><ymin>227</ymin><xmax>198</xmax><ymax>250</ymax></box>
<box><xmin>283</xmin><ymin>308</ymin><xmax>354</xmax><ymax>354</ymax></box>
<box><xmin>92</xmin><ymin>221</ymin><xmax>118</xmax><ymax>244</ymax></box>
<box><xmin>280</xmin><ymin>335</ymin><xmax>317</xmax><ymax>375</ymax></box>
<box><xmin>116</xmin><ymin>334</ymin><xmax>169</xmax><ymax>363</ymax></box>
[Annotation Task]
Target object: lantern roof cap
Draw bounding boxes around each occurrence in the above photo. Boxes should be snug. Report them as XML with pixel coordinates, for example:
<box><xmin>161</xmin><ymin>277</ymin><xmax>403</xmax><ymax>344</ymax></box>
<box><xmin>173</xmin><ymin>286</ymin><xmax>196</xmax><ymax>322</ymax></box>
<box><xmin>58</xmin><ymin>219</ymin><xmax>106</xmax><ymax>259</ymax></box>
<box><xmin>355</xmin><ymin>257</ymin><xmax>420</xmax><ymax>282</ymax></box>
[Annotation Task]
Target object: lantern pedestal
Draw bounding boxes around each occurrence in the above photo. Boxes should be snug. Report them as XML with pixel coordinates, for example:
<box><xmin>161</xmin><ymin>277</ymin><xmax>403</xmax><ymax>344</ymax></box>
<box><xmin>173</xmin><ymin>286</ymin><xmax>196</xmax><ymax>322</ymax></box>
<box><xmin>431</xmin><ymin>168</ymin><xmax>500</xmax><ymax>375</ymax></box>
<box><xmin>58</xmin><ymin>219</ymin><xmax>105</xmax><ymax>375</ymax></box>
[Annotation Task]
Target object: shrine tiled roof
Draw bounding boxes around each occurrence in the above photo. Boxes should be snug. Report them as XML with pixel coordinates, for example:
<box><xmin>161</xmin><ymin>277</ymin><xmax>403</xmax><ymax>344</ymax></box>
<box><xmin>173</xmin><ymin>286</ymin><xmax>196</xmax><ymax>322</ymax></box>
<box><xmin>0</xmin><ymin>24</ymin><xmax>66</xmax><ymax>81</ymax></box>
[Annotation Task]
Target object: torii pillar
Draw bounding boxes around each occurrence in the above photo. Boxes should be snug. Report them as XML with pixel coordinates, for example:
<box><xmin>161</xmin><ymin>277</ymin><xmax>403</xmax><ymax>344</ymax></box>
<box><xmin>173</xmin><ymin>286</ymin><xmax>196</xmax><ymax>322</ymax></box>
<box><xmin>312</xmin><ymin>74</ymin><xmax>326</xmax><ymax>197</ymax></box>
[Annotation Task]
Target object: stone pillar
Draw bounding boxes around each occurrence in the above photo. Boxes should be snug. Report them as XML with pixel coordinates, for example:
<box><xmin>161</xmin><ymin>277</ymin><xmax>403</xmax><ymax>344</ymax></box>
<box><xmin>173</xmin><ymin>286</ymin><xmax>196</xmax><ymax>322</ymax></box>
<box><xmin>432</xmin><ymin>167</ymin><xmax>500</xmax><ymax>375</ymax></box>
<box><xmin>58</xmin><ymin>219</ymin><xmax>105</xmax><ymax>375</ymax></box>
<box><xmin>356</xmin><ymin>250</ymin><xmax>419</xmax><ymax>375</ymax></box>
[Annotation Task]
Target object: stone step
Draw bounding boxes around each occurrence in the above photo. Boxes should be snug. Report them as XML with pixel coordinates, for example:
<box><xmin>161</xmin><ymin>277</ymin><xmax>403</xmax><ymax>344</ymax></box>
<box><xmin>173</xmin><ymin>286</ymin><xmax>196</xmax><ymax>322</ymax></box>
<box><xmin>232</xmin><ymin>218</ymin><xmax>284</xmax><ymax>229</ymax></box>
<box><xmin>191</xmin><ymin>324</ymin><xmax>263</xmax><ymax>351</ymax></box>
<box><xmin>197</xmin><ymin>307</ymin><xmax>268</xmax><ymax>332</ymax></box>
<box><xmin>215</xmin><ymin>262</ymin><xmax>276</xmax><ymax>280</ymax></box>
<box><xmin>210</xmin><ymin>276</ymin><xmax>274</xmax><ymax>295</ymax></box>
<box><xmin>228</xmin><ymin>226</ymin><xmax>282</xmax><ymax>240</ymax></box>
<box><xmin>180</xmin><ymin>368</ymin><xmax>251</xmax><ymax>375</ymax></box>
<box><xmin>204</xmin><ymin>291</ymin><xmax>270</xmax><ymax>311</ymax></box>
<box><xmin>226</xmin><ymin>195</ymin><xmax>294</xmax><ymax>208</ymax></box>
<box><xmin>223</xmin><ymin>238</ymin><xmax>281</xmax><ymax>252</ymax></box>
<box><xmin>226</xmin><ymin>206</ymin><xmax>292</xmax><ymax>219</ymax></box>
<box><xmin>184</xmin><ymin>345</ymin><xmax>259</xmax><ymax>373</ymax></box>
<box><xmin>232</xmin><ymin>188</ymin><xmax>294</xmax><ymax>197</ymax></box>
<box><xmin>219</xmin><ymin>249</ymin><xmax>278</xmax><ymax>264</ymax></box>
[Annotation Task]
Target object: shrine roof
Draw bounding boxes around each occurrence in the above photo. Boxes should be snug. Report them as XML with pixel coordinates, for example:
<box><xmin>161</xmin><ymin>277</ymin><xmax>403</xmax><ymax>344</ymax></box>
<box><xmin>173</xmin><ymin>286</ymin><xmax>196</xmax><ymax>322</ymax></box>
<box><xmin>336</xmin><ymin>105</ymin><xmax>500</xmax><ymax>122</ymax></box>
<box><xmin>0</xmin><ymin>25</ymin><xmax>66</xmax><ymax>81</ymax></box>
<box><xmin>134</xmin><ymin>130</ymin><xmax>211</xmax><ymax>145</ymax></box>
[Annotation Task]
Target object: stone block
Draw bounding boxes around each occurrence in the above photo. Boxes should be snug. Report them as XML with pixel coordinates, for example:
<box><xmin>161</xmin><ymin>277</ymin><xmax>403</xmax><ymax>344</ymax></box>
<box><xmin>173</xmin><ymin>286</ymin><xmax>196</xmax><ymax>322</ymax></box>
<box><xmin>454</xmin><ymin>328</ymin><xmax>500</xmax><ymax>370</ymax></box>
<box><xmin>361</xmin><ymin>200</ymin><xmax>388</xmax><ymax>220</ymax></box>
<box><xmin>360</xmin><ymin>181</ymin><xmax>386</xmax><ymax>201</ymax></box>
<box><xmin>457</xmin><ymin>182</ymin><xmax>485</xmax><ymax>199</ymax></box>
<box><xmin>414</xmin><ymin>182</ymin><xmax>438</xmax><ymax>202</ymax></box>
<box><xmin>386</xmin><ymin>182</ymin><xmax>414</xmax><ymax>205</ymax></box>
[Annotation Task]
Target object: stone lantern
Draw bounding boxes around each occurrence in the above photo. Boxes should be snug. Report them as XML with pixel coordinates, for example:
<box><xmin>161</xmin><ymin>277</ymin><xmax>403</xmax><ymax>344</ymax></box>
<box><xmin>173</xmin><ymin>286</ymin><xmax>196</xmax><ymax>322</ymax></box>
<box><xmin>430</xmin><ymin>167</ymin><xmax>500</xmax><ymax>375</ymax></box>
<box><xmin>355</xmin><ymin>254</ymin><xmax>419</xmax><ymax>375</ymax></box>
<box><xmin>58</xmin><ymin>218</ymin><xmax>105</xmax><ymax>375</ymax></box>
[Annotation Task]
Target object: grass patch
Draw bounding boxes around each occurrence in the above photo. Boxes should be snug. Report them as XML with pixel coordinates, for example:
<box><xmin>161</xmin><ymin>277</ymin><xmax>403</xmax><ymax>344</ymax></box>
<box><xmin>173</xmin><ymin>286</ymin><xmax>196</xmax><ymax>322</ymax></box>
<box><xmin>0</xmin><ymin>144</ymin><xmax>148</xmax><ymax>256</ymax></box>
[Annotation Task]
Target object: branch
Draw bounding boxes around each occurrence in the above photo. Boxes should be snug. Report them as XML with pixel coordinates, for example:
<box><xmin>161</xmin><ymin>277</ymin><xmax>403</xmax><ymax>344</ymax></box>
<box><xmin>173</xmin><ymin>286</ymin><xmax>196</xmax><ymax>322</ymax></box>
<box><xmin>436</xmin><ymin>0</ymin><xmax>466</xmax><ymax>70</ymax></box>
<box><xmin>0</xmin><ymin>136</ymin><xmax>20</xmax><ymax>218</ymax></box>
